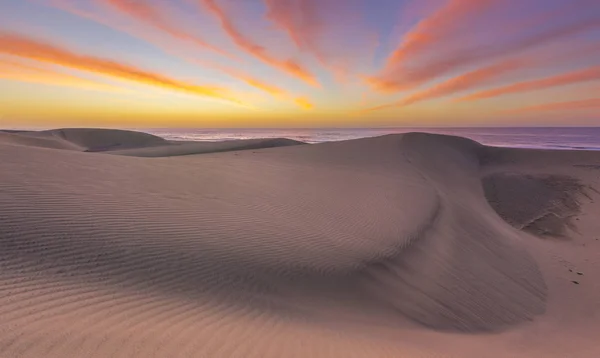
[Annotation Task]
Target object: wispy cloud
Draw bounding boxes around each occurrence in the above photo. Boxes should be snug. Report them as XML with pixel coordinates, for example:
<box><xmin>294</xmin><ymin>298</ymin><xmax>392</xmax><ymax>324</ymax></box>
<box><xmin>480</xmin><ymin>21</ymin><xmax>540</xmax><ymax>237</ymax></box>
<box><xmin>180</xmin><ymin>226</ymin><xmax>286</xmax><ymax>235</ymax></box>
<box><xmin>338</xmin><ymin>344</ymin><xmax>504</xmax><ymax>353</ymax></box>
<box><xmin>508</xmin><ymin>98</ymin><xmax>600</xmax><ymax>113</ymax></box>
<box><xmin>212</xmin><ymin>64</ymin><xmax>313</xmax><ymax>108</ymax></box>
<box><xmin>294</xmin><ymin>96</ymin><xmax>313</xmax><ymax>109</ymax></box>
<box><xmin>200</xmin><ymin>0</ymin><xmax>318</xmax><ymax>86</ymax></box>
<box><xmin>264</xmin><ymin>0</ymin><xmax>321</xmax><ymax>55</ymax></box>
<box><xmin>363</xmin><ymin>39</ymin><xmax>600</xmax><ymax>111</ymax></box>
<box><xmin>264</xmin><ymin>0</ymin><xmax>378</xmax><ymax>82</ymax></box>
<box><xmin>5</xmin><ymin>0</ymin><xmax>599</xmax><ymax>123</ymax></box>
<box><xmin>100</xmin><ymin>0</ymin><xmax>233</xmax><ymax>58</ymax></box>
<box><xmin>0</xmin><ymin>32</ymin><xmax>246</xmax><ymax>105</ymax></box>
<box><xmin>46</xmin><ymin>0</ymin><xmax>309</xmax><ymax>105</ymax></box>
<box><xmin>363</xmin><ymin>58</ymin><xmax>528</xmax><ymax>112</ymax></box>
<box><xmin>263</xmin><ymin>0</ymin><xmax>335</xmax><ymax>68</ymax></box>
<box><xmin>0</xmin><ymin>57</ymin><xmax>128</xmax><ymax>92</ymax></box>
<box><xmin>386</xmin><ymin>0</ymin><xmax>499</xmax><ymax>66</ymax></box>
<box><xmin>458</xmin><ymin>66</ymin><xmax>600</xmax><ymax>101</ymax></box>
<box><xmin>368</xmin><ymin>0</ymin><xmax>599</xmax><ymax>93</ymax></box>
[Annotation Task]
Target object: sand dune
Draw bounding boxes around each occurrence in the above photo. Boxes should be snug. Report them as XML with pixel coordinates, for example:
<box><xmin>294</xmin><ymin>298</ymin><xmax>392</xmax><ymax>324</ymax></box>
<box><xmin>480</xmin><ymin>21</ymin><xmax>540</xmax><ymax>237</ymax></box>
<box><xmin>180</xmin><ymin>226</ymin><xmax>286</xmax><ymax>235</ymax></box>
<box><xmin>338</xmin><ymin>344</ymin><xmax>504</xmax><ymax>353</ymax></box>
<box><xmin>108</xmin><ymin>138</ymin><xmax>304</xmax><ymax>157</ymax></box>
<box><xmin>0</xmin><ymin>128</ymin><xmax>303</xmax><ymax>156</ymax></box>
<box><xmin>0</xmin><ymin>130</ymin><xmax>82</xmax><ymax>150</ymax></box>
<box><xmin>1</xmin><ymin>129</ymin><xmax>599</xmax><ymax>357</ymax></box>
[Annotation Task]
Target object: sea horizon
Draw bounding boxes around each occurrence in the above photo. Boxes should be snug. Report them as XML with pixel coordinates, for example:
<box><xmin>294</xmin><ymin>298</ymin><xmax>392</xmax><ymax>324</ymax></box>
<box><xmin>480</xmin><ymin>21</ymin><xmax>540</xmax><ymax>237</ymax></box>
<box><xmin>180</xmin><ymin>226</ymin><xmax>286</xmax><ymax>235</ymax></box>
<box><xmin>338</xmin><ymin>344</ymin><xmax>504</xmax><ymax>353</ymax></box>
<box><xmin>4</xmin><ymin>126</ymin><xmax>600</xmax><ymax>151</ymax></box>
<box><xmin>139</xmin><ymin>126</ymin><xmax>600</xmax><ymax>151</ymax></box>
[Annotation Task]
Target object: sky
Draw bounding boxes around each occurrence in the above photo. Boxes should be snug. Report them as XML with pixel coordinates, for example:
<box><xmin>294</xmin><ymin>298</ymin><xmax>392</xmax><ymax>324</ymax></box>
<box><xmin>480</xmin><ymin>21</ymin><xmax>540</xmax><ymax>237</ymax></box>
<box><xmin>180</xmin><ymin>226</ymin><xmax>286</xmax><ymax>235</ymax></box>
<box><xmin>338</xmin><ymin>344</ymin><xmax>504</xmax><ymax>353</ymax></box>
<box><xmin>0</xmin><ymin>0</ymin><xmax>599</xmax><ymax>128</ymax></box>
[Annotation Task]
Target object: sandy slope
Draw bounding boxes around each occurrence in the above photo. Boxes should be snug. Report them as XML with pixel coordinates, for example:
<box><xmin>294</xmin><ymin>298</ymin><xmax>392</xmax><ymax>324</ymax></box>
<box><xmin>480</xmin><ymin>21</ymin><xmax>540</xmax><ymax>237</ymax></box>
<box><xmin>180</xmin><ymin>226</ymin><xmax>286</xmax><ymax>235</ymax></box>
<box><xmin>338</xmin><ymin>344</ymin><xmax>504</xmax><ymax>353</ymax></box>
<box><xmin>0</xmin><ymin>129</ymin><xmax>303</xmax><ymax>156</ymax></box>
<box><xmin>0</xmin><ymin>129</ymin><xmax>599</xmax><ymax>357</ymax></box>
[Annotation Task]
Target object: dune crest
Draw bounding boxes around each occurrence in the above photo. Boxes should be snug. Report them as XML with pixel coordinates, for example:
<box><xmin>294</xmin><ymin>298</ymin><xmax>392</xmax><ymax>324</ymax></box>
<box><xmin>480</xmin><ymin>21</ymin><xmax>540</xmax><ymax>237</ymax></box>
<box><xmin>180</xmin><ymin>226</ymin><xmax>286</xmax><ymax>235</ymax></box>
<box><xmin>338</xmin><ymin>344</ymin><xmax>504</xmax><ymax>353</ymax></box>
<box><xmin>0</xmin><ymin>128</ymin><xmax>304</xmax><ymax>156</ymax></box>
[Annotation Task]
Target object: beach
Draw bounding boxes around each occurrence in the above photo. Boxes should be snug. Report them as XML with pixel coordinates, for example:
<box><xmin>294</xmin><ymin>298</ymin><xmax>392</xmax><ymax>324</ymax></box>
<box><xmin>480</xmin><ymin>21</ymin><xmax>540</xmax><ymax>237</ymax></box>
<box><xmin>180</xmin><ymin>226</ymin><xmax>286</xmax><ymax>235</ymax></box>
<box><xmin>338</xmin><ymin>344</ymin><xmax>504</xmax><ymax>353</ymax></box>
<box><xmin>1</xmin><ymin>128</ymin><xmax>599</xmax><ymax>357</ymax></box>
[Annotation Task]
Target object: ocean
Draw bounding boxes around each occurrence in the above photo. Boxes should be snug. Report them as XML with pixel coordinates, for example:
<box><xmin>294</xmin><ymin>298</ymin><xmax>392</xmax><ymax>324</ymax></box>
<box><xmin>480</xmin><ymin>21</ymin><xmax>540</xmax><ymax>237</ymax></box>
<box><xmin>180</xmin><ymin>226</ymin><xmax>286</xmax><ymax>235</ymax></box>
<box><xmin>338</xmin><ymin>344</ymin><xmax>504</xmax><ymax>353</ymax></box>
<box><xmin>143</xmin><ymin>127</ymin><xmax>600</xmax><ymax>151</ymax></box>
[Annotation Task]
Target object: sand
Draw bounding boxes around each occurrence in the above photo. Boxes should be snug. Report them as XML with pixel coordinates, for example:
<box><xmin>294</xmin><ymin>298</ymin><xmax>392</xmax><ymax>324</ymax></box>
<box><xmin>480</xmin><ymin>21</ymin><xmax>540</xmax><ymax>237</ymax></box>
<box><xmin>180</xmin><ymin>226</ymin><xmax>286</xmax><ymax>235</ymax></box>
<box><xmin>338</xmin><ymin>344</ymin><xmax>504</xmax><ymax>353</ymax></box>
<box><xmin>0</xmin><ymin>128</ymin><xmax>599</xmax><ymax>357</ymax></box>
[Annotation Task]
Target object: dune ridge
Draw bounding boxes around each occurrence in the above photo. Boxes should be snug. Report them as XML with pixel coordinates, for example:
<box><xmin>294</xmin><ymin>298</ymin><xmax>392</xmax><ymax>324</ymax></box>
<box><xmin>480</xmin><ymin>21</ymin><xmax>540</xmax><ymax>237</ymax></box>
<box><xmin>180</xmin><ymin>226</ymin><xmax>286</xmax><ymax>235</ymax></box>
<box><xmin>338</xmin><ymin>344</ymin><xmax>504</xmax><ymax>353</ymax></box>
<box><xmin>0</xmin><ymin>128</ymin><xmax>304</xmax><ymax>156</ymax></box>
<box><xmin>1</xmin><ymin>129</ymin><xmax>599</xmax><ymax>357</ymax></box>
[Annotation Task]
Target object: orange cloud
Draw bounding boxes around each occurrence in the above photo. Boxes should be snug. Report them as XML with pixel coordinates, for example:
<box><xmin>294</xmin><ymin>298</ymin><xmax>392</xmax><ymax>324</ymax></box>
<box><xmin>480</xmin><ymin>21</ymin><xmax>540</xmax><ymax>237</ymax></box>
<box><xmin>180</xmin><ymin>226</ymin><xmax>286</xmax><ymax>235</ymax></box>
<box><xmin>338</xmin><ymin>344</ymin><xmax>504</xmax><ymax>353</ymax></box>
<box><xmin>458</xmin><ymin>66</ymin><xmax>600</xmax><ymax>101</ymax></box>
<box><xmin>363</xmin><ymin>58</ymin><xmax>527</xmax><ymax>112</ymax></box>
<box><xmin>101</xmin><ymin>0</ymin><xmax>233</xmax><ymax>59</ymax></box>
<box><xmin>228</xmin><ymin>72</ymin><xmax>285</xmax><ymax>98</ymax></box>
<box><xmin>46</xmin><ymin>0</ymin><xmax>306</xmax><ymax>104</ymax></box>
<box><xmin>200</xmin><ymin>0</ymin><xmax>318</xmax><ymax>86</ymax></box>
<box><xmin>213</xmin><ymin>64</ymin><xmax>312</xmax><ymax>108</ymax></box>
<box><xmin>508</xmin><ymin>98</ymin><xmax>600</xmax><ymax>113</ymax></box>
<box><xmin>0</xmin><ymin>32</ymin><xmax>245</xmax><ymax>105</ymax></box>
<box><xmin>294</xmin><ymin>97</ymin><xmax>313</xmax><ymax>110</ymax></box>
<box><xmin>0</xmin><ymin>57</ymin><xmax>127</xmax><ymax>93</ymax></box>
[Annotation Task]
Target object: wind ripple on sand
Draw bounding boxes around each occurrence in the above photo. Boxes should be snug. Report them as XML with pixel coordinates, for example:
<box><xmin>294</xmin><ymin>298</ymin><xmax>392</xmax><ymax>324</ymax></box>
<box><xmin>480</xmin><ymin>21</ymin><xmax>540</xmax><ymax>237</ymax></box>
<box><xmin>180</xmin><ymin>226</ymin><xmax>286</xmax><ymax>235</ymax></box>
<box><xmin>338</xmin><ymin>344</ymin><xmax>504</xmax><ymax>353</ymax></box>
<box><xmin>0</xmin><ymin>131</ymin><xmax>547</xmax><ymax>357</ymax></box>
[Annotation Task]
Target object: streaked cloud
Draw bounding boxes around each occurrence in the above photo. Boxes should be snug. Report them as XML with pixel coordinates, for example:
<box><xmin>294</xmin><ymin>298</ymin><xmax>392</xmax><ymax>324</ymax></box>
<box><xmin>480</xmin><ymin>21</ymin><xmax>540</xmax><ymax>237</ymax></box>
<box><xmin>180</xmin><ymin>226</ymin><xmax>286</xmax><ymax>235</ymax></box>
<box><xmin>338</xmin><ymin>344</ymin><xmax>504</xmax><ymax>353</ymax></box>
<box><xmin>386</xmin><ymin>0</ymin><xmax>499</xmax><ymax>66</ymax></box>
<box><xmin>368</xmin><ymin>0</ymin><xmax>599</xmax><ymax>93</ymax></box>
<box><xmin>508</xmin><ymin>98</ymin><xmax>600</xmax><ymax>113</ymax></box>
<box><xmin>264</xmin><ymin>0</ymin><xmax>379</xmax><ymax>81</ymax></box>
<box><xmin>294</xmin><ymin>97</ymin><xmax>313</xmax><ymax>110</ymax></box>
<box><xmin>0</xmin><ymin>32</ymin><xmax>245</xmax><ymax>105</ymax></box>
<box><xmin>458</xmin><ymin>66</ymin><xmax>600</xmax><ymax>102</ymax></box>
<box><xmin>214</xmin><ymin>64</ymin><xmax>313</xmax><ymax>108</ymax></box>
<box><xmin>0</xmin><ymin>57</ymin><xmax>127</xmax><ymax>92</ymax></box>
<box><xmin>101</xmin><ymin>0</ymin><xmax>231</xmax><ymax>58</ymax></box>
<box><xmin>367</xmin><ymin>0</ymin><xmax>501</xmax><ymax>92</ymax></box>
<box><xmin>264</xmin><ymin>0</ymin><xmax>320</xmax><ymax>54</ymax></box>
<box><xmin>364</xmin><ymin>58</ymin><xmax>527</xmax><ymax>111</ymax></box>
<box><xmin>47</xmin><ymin>0</ymin><xmax>309</xmax><ymax>105</ymax></box>
<box><xmin>1</xmin><ymin>0</ymin><xmax>598</xmax><ymax>125</ymax></box>
<box><xmin>200</xmin><ymin>0</ymin><xmax>318</xmax><ymax>86</ymax></box>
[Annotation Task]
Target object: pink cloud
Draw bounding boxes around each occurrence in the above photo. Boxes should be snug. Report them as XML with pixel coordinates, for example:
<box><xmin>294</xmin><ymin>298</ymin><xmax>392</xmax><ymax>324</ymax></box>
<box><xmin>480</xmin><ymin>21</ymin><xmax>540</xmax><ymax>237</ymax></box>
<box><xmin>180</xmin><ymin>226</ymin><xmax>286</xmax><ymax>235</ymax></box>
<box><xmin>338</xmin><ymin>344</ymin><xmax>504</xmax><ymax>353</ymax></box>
<box><xmin>368</xmin><ymin>0</ymin><xmax>599</xmax><ymax>93</ymax></box>
<box><xmin>200</xmin><ymin>0</ymin><xmax>319</xmax><ymax>86</ymax></box>
<box><xmin>508</xmin><ymin>98</ymin><xmax>600</xmax><ymax>113</ymax></box>
<box><xmin>458</xmin><ymin>66</ymin><xmax>600</xmax><ymax>101</ymax></box>
<box><xmin>363</xmin><ymin>58</ymin><xmax>528</xmax><ymax>112</ymax></box>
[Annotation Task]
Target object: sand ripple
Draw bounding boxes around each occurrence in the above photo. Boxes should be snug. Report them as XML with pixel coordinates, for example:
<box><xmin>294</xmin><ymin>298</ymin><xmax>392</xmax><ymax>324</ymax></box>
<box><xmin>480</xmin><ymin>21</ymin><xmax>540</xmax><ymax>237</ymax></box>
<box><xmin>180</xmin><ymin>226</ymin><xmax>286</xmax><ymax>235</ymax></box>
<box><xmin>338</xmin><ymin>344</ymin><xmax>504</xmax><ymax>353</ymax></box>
<box><xmin>0</xmin><ymin>130</ymin><xmax>550</xmax><ymax>357</ymax></box>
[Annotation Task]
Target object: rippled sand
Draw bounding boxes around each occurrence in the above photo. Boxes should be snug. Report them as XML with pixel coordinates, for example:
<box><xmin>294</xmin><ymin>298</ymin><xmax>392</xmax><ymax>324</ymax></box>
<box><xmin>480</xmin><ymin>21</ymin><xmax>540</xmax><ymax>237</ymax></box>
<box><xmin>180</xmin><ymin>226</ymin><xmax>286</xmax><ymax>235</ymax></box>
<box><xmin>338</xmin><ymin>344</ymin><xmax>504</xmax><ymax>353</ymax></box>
<box><xmin>1</xmin><ymin>128</ymin><xmax>599</xmax><ymax>357</ymax></box>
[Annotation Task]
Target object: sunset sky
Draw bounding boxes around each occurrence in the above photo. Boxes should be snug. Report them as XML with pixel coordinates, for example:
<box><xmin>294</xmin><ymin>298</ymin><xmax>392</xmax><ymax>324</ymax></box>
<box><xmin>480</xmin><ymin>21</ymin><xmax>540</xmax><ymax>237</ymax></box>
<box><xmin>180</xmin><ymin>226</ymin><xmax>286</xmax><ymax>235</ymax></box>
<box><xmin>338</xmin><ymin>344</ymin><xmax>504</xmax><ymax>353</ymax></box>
<box><xmin>1</xmin><ymin>0</ymin><xmax>599</xmax><ymax>128</ymax></box>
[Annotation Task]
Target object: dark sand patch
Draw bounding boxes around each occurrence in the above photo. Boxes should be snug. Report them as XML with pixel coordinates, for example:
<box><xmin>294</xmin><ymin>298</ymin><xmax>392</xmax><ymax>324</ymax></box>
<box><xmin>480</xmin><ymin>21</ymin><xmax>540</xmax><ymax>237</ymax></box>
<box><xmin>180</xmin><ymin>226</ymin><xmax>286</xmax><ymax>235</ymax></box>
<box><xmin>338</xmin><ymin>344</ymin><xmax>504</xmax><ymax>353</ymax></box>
<box><xmin>482</xmin><ymin>174</ymin><xmax>590</xmax><ymax>237</ymax></box>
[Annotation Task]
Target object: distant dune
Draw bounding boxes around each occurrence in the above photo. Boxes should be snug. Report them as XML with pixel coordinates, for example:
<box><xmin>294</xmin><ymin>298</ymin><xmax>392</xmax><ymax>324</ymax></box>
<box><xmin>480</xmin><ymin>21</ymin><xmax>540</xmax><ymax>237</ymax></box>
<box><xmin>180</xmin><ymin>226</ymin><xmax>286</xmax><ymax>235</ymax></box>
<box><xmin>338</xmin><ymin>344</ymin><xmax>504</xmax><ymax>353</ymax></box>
<box><xmin>0</xmin><ymin>128</ymin><xmax>304</xmax><ymax>155</ymax></box>
<box><xmin>0</xmin><ymin>129</ymin><xmax>599</xmax><ymax>357</ymax></box>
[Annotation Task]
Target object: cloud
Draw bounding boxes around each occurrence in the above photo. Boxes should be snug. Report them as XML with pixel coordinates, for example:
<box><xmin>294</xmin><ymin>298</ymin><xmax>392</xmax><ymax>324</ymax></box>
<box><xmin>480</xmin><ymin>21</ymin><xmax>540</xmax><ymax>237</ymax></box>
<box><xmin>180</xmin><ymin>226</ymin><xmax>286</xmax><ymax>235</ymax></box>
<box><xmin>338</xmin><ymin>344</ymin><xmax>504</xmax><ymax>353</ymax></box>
<box><xmin>101</xmin><ymin>0</ymin><xmax>232</xmax><ymax>58</ymax></box>
<box><xmin>363</xmin><ymin>58</ymin><xmax>527</xmax><ymax>112</ymax></box>
<box><xmin>386</xmin><ymin>0</ymin><xmax>499</xmax><ymax>66</ymax></box>
<box><xmin>294</xmin><ymin>96</ymin><xmax>313</xmax><ymax>109</ymax></box>
<box><xmin>263</xmin><ymin>0</ymin><xmax>379</xmax><ymax>82</ymax></box>
<box><xmin>369</xmin><ymin>0</ymin><xmax>599</xmax><ymax>93</ymax></box>
<box><xmin>458</xmin><ymin>66</ymin><xmax>600</xmax><ymax>101</ymax></box>
<box><xmin>365</xmin><ymin>39</ymin><xmax>600</xmax><ymax>105</ymax></box>
<box><xmin>200</xmin><ymin>0</ymin><xmax>318</xmax><ymax>86</ymax></box>
<box><xmin>508</xmin><ymin>98</ymin><xmax>600</xmax><ymax>113</ymax></box>
<box><xmin>0</xmin><ymin>32</ymin><xmax>246</xmax><ymax>105</ymax></box>
<box><xmin>264</xmin><ymin>0</ymin><xmax>321</xmax><ymax>54</ymax></box>
<box><xmin>49</xmin><ymin>0</ymin><xmax>232</xmax><ymax>58</ymax></box>
<box><xmin>46</xmin><ymin>0</ymin><xmax>309</xmax><ymax>105</ymax></box>
<box><xmin>0</xmin><ymin>57</ymin><xmax>128</xmax><ymax>92</ymax></box>
<box><xmin>213</xmin><ymin>64</ymin><xmax>312</xmax><ymax>108</ymax></box>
